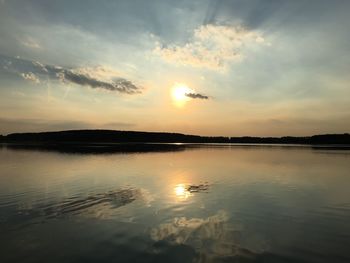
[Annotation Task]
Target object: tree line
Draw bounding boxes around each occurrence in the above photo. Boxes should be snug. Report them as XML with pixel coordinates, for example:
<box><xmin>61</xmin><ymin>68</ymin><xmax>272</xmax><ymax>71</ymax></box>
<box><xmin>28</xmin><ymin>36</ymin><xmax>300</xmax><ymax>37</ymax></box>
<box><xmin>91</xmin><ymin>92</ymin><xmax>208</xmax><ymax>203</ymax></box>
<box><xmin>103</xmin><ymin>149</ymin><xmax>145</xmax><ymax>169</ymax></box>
<box><xmin>1</xmin><ymin>130</ymin><xmax>350</xmax><ymax>144</ymax></box>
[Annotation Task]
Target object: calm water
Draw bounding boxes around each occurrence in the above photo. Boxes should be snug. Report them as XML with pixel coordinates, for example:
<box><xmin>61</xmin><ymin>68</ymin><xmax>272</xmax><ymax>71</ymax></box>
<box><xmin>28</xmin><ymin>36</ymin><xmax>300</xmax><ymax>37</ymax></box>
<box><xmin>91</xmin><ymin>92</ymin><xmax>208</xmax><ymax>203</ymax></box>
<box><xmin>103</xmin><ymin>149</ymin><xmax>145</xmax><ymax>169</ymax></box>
<box><xmin>1</xmin><ymin>144</ymin><xmax>350</xmax><ymax>263</ymax></box>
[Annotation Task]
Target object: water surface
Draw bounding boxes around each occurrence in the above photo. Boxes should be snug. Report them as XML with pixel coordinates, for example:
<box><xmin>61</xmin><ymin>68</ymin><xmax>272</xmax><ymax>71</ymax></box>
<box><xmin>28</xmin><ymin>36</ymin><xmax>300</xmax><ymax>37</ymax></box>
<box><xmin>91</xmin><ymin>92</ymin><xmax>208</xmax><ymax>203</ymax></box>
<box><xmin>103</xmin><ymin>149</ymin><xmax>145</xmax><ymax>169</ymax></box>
<box><xmin>1</xmin><ymin>144</ymin><xmax>350</xmax><ymax>263</ymax></box>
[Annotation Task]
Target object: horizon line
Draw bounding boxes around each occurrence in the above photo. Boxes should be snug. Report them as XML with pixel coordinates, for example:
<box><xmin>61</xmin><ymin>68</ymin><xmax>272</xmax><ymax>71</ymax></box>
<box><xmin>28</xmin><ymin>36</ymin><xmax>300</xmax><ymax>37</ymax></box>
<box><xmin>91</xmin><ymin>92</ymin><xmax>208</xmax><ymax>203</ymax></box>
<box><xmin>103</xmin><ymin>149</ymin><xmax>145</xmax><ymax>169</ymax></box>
<box><xmin>1</xmin><ymin>128</ymin><xmax>350</xmax><ymax>139</ymax></box>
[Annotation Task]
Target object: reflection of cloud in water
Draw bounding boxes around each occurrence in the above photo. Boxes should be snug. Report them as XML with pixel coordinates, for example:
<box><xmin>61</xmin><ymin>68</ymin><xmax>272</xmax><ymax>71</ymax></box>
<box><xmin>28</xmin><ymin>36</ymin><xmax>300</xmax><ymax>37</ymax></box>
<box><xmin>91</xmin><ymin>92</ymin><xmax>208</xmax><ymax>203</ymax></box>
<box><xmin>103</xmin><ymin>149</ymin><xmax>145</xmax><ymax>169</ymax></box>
<box><xmin>21</xmin><ymin>188</ymin><xmax>154</xmax><ymax>220</ymax></box>
<box><xmin>151</xmin><ymin>211</ymin><xmax>229</xmax><ymax>244</ymax></box>
<box><xmin>187</xmin><ymin>183</ymin><xmax>209</xmax><ymax>193</ymax></box>
<box><xmin>151</xmin><ymin>211</ymin><xmax>266</xmax><ymax>261</ymax></box>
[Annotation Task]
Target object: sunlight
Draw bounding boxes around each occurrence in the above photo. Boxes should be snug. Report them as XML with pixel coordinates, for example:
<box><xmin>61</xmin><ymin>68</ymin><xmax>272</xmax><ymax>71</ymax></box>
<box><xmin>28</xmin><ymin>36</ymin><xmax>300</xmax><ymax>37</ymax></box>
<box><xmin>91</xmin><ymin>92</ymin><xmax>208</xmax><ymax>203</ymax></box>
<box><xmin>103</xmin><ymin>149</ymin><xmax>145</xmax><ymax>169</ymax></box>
<box><xmin>174</xmin><ymin>184</ymin><xmax>191</xmax><ymax>200</ymax></box>
<box><xmin>171</xmin><ymin>83</ymin><xmax>192</xmax><ymax>107</ymax></box>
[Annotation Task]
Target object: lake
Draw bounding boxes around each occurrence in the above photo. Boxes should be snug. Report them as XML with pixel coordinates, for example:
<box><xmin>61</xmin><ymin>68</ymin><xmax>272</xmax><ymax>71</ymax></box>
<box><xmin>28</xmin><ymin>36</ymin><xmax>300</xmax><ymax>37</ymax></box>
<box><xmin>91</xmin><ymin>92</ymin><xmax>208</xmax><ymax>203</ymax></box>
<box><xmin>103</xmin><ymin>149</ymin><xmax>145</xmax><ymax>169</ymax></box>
<box><xmin>1</xmin><ymin>144</ymin><xmax>350</xmax><ymax>263</ymax></box>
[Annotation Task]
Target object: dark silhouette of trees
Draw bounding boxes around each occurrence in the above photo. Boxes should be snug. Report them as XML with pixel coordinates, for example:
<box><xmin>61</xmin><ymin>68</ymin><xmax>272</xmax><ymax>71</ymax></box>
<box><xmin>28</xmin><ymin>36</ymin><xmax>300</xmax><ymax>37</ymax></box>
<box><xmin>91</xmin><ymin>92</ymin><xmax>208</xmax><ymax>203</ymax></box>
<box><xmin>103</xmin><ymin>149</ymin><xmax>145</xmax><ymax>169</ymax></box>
<box><xmin>0</xmin><ymin>130</ymin><xmax>349</xmax><ymax>144</ymax></box>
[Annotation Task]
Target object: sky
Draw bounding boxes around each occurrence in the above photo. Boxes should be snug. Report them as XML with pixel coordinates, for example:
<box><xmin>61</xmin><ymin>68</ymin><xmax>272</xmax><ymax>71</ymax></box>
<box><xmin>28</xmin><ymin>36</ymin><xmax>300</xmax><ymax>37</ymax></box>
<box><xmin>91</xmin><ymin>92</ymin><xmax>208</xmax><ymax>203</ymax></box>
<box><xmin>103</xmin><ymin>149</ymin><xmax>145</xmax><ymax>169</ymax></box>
<box><xmin>0</xmin><ymin>0</ymin><xmax>350</xmax><ymax>136</ymax></box>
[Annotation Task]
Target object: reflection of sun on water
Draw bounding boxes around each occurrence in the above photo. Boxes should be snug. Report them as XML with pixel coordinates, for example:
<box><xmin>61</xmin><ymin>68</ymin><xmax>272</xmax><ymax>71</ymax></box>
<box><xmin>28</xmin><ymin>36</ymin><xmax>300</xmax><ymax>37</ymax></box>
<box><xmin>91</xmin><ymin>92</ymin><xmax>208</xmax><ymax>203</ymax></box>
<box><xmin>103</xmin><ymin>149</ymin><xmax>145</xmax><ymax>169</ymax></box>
<box><xmin>174</xmin><ymin>184</ymin><xmax>191</xmax><ymax>200</ymax></box>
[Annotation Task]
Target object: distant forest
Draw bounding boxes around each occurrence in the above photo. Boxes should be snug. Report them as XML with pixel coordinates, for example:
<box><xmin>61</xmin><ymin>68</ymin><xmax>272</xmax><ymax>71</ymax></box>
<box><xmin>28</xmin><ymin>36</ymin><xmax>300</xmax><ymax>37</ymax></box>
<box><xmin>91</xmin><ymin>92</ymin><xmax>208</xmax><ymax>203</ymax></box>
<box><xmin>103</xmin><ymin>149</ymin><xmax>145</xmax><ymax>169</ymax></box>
<box><xmin>1</xmin><ymin>130</ymin><xmax>350</xmax><ymax>144</ymax></box>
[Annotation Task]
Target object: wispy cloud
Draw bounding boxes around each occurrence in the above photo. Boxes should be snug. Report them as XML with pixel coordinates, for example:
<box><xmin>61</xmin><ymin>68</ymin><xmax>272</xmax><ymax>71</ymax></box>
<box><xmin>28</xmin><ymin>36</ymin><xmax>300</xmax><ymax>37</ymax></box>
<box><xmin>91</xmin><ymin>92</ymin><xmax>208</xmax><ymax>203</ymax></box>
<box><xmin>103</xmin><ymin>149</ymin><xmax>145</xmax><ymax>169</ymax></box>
<box><xmin>57</xmin><ymin>69</ymin><xmax>140</xmax><ymax>94</ymax></box>
<box><xmin>185</xmin><ymin>92</ymin><xmax>209</xmax><ymax>100</ymax></box>
<box><xmin>20</xmin><ymin>72</ymin><xmax>40</xmax><ymax>84</ymax></box>
<box><xmin>154</xmin><ymin>24</ymin><xmax>265</xmax><ymax>71</ymax></box>
<box><xmin>20</xmin><ymin>36</ymin><xmax>42</xmax><ymax>49</ymax></box>
<box><xmin>1</xmin><ymin>55</ymin><xmax>141</xmax><ymax>94</ymax></box>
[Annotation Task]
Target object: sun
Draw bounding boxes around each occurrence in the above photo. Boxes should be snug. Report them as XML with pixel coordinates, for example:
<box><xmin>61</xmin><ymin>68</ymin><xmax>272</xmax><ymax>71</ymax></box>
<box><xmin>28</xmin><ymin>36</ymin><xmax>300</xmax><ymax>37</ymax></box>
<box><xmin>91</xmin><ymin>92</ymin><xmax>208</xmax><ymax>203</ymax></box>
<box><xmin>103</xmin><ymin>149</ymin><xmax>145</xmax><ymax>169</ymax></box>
<box><xmin>171</xmin><ymin>83</ymin><xmax>192</xmax><ymax>107</ymax></box>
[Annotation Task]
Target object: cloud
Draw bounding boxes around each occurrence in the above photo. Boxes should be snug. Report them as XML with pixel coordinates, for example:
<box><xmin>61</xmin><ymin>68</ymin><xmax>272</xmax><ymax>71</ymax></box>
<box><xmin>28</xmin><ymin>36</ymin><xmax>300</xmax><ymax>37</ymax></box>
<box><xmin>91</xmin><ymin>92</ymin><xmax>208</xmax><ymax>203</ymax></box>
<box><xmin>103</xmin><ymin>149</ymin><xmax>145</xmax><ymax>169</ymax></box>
<box><xmin>20</xmin><ymin>72</ymin><xmax>40</xmax><ymax>84</ymax></box>
<box><xmin>57</xmin><ymin>69</ymin><xmax>140</xmax><ymax>94</ymax></box>
<box><xmin>21</xmin><ymin>36</ymin><xmax>41</xmax><ymax>49</ymax></box>
<box><xmin>154</xmin><ymin>24</ymin><xmax>265</xmax><ymax>71</ymax></box>
<box><xmin>185</xmin><ymin>92</ymin><xmax>209</xmax><ymax>100</ymax></box>
<box><xmin>0</xmin><ymin>55</ymin><xmax>141</xmax><ymax>94</ymax></box>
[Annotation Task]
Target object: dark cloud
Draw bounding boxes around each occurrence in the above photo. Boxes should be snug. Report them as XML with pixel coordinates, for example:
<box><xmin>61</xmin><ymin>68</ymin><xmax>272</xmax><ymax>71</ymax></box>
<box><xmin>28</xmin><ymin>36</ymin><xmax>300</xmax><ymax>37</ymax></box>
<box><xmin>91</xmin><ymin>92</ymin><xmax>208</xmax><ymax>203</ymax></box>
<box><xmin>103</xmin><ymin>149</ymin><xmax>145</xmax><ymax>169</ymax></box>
<box><xmin>0</xmin><ymin>55</ymin><xmax>141</xmax><ymax>94</ymax></box>
<box><xmin>185</xmin><ymin>92</ymin><xmax>209</xmax><ymax>100</ymax></box>
<box><xmin>58</xmin><ymin>70</ymin><xmax>140</xmax><ymax>94</ymax></box>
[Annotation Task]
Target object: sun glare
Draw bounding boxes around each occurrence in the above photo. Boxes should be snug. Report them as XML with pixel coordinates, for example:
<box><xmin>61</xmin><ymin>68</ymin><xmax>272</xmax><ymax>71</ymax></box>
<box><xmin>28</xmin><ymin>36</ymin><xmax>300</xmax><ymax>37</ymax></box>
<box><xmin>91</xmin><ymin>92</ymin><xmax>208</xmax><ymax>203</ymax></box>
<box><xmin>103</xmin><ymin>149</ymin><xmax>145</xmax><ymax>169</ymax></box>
<box><xmin>171</xmin><ymin>84</ymin><xmax>192</xmax><ymax>107</ymax></box>
<box><xmin>174</xmin><ymin>184</ymin><xmax>191</xmax><ymax>200</ymax></box>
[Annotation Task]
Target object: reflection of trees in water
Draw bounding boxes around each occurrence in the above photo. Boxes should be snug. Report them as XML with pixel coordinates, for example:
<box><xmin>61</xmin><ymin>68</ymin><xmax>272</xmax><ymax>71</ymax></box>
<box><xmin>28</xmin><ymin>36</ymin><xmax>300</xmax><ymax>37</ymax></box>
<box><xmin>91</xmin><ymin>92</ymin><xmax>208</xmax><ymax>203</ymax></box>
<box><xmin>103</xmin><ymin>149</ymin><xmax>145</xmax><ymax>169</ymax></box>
<box><xmin>150</xmin><ymin>211</ymin><xmax>266</xmax><ymax>261</ymax></box>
